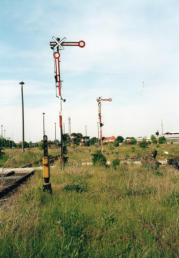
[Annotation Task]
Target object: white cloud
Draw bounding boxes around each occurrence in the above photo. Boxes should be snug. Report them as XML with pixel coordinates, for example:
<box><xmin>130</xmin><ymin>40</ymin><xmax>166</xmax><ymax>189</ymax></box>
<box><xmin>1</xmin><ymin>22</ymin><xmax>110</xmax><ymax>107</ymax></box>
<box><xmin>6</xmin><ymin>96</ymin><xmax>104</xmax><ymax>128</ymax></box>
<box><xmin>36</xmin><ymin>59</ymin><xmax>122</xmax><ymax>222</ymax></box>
<box><xmin>1</xmin><ymin>0</ymin><xmax>179</xmax><ymax>141</ymax></box>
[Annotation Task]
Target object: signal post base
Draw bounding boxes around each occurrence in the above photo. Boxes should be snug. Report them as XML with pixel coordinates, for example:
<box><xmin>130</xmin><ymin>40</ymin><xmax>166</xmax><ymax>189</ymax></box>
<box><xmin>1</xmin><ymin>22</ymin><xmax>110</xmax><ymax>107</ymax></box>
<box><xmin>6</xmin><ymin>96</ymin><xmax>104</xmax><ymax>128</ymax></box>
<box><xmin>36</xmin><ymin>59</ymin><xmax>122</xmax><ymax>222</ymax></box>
<box><xmin>43</xmin><ymin>183</ymin><xmax>52</xmax><ymax>194</ymax></box>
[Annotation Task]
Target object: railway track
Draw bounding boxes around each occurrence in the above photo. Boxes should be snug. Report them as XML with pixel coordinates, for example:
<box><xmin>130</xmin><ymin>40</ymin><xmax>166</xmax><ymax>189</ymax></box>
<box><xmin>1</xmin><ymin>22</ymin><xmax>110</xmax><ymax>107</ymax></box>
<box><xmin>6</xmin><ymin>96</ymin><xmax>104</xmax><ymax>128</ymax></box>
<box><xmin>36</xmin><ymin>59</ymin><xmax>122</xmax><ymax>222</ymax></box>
<box><xmin>0</xmin><ymin>168</ymin><xmax>35</xmax><ymax>199</ymax></box>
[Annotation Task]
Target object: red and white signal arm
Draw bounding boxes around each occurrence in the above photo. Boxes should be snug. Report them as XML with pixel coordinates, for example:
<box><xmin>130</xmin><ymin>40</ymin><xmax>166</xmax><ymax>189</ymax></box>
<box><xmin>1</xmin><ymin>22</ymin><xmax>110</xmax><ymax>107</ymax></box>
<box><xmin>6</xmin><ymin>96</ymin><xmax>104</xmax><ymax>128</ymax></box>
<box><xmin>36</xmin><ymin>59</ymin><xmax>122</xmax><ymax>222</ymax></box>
<box><xmin>62</xmin><ymin>40</ymin><xmax>85</xmax><ymax>48</ymax></box>
<box><xmin>78</xmin><ymin>40</ymin><xmax>85</xmax><ymax>48</ymax></box>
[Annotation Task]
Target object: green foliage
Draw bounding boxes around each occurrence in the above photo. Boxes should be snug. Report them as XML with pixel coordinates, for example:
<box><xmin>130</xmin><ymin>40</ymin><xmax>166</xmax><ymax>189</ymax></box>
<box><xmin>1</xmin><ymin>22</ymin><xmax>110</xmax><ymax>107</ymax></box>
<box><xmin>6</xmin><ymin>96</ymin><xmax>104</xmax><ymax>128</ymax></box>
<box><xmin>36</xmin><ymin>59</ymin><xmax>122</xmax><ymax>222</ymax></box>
<box><xmin>139</xmin><ymin>139</ymin><xmax>148</xmax><ymax>148</ymax></box>
<box><xmin>114</xmin><ymin>136</ymin><xmax>124</xmax><ymax>147</ymax></box>
<box><xmin>114</xmin><ymin>140</ymin><xmax>119</xmax><ymax>147</ymax></box>
<box><xmin>125</xmin><ymin>137</ymin><xmax>137</xmax><ymax>145</ymax></box>
<box><xmin>163</xmin><ymin>191</ymin><xmax>179</xmax><ymax>206</ymax></box>
<box><xmin>54</xmin><ymin>139</ymin><xmax>60</xmax><ymax>147</ymax></box>
<box><xmin>92</xmin><ymin>150</ymin><xmax>107</xmax><ymax>166</ymax></box>
<box><xmin>151</xmin><ymin>134</ymin><xmax>157</xmax><ymax>144</ymax></box>
<box><xmin>111</xmin><ymin>158</ymin><xmax>120</xmax><ymax>169</ymax></box>
<box><xmin>0</xmin><ymin>147</ymin><xmax>3</xmax><ymax>157</ymax></box>
<box><xmin>89</xmin><ymin>137</ymin><xmax>98</xmax><ymax>145</ymax></box>
<box><xmin>153</xmin><ymin>170</ymin><xmax>163</xmax><ymax>176</ymax></box>
<box><xmin>116</xmin><ymin>136</ymin><xmax>124</xmax><ymax>143</ymax></box>
<box><xmin>18</xmin><ymin>141</ymin><xmax>30</xmax><ymax>148</ymax></box>
<box><xmin>159</xmin><ymin>136</ymin><xmax>166</xmax><ymax>144</ymax></box>
<box><xmin>64</xmin><ymin>181</ymin><xmax>88</xmax><ymax>193</ymax></box>
<box><xmin>38</xmin><ymin>141</ymin><xmax>44</xmax><ymax>150</ymax></box>
<box><xmin>0</xmin><ymin>137</ymin><xmax>16</xmax><ymax>148</ymax></box>
<box><xmin>131</xmin><ymin>146</ymin><xmax>135</xmax><ymax>152</ymax></box>
<box><xmin>62</xmin><ymin>133</ymin><xmax>71</xmax><ymax>146</ymax></box>
<box><xmin>71</xmin><ymin>133</ymin><xmax>83</xmax><ymax>145</ymax></box>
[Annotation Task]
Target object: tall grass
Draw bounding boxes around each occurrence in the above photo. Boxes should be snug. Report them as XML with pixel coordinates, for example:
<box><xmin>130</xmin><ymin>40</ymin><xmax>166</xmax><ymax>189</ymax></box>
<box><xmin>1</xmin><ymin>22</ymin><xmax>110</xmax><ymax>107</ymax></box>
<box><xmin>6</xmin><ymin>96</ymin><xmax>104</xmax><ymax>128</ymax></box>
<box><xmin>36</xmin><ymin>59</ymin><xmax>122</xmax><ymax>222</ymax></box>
<box><xmin>0</xmin><ymin>144</ymin><xmax>179</xmax><ymax>257</ymax></box>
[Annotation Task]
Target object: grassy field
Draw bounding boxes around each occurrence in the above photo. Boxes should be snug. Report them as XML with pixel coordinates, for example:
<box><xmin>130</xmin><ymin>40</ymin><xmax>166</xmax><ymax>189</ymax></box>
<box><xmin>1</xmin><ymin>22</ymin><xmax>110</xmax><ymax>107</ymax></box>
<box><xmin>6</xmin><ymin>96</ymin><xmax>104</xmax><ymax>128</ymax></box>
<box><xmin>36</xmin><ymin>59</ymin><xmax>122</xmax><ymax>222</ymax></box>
<box><xmin>0</xmin><ymin>144</ymin><xmax>179</xmax><ymax>257</ymax></box>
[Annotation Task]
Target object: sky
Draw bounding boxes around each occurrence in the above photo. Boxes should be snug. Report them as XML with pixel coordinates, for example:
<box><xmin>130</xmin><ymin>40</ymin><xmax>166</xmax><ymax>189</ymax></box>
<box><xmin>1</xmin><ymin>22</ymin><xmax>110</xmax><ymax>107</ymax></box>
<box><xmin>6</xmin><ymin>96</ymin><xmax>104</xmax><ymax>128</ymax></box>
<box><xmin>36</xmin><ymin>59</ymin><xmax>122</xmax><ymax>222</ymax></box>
<box><xmin>0</xmin><ymin>0</ymin><xmax>179</xmax><ymax>142</ymax></box>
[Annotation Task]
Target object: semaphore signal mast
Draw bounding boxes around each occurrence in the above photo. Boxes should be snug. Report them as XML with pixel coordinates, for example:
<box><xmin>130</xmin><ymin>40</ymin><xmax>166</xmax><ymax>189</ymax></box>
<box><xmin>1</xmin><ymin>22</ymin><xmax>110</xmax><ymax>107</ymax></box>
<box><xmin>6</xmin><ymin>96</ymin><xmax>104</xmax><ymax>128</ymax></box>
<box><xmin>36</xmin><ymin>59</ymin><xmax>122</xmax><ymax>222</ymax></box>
<box><xmin>49</xmin><ymin>37</ymin><xmax>85</xmax><ymax>162</ymax></box>
<box><xmin>96</xmin><ymin>97</ymin><xmax>112</xmax><ymax>151</ymax></box>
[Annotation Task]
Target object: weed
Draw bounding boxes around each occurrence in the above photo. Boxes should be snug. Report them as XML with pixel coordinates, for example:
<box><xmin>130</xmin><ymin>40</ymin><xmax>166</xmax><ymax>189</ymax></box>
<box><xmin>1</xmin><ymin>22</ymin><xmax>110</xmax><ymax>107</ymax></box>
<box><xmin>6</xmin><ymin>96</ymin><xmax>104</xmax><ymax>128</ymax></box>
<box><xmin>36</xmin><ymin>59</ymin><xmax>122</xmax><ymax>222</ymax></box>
<box><xmin>111</xmin><ymin>158</ymin><xmax>120</xmax><ymax>170</ymax></box>
<box><xmin>163</xmin><ymin>191</ymin><xmax>179</xmax><ymax>206</ymax></box>
<box><xmin>131</xmin><ymin>146</ymin><xmax>135</xmax><ymax>152</ymax></box>
<box><xmin>63</xmin><ymin>175</ymin><xmax>88</xmax><ymax>193</ymax></box>
<box><xmin>153</xmin><ymin>170</ymin><xmax>163</xmax><ymax>176</ymax></box>
<box><xmin>91</xmin><ymin>150</ymin><xmax>106</xmax><ymax>166</ymax></box>
<box><xmin>63</xmin><ymin>182</ymin><xmax>88</xmax><ymax>193</ymax></box>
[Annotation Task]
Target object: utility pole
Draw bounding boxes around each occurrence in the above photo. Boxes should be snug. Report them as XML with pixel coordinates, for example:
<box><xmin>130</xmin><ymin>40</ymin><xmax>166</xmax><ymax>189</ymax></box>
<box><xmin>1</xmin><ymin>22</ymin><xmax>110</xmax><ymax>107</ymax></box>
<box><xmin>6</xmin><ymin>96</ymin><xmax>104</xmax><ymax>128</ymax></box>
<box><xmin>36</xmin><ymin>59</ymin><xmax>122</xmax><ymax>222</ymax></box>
<box><xmin>68</xmin><ymin>117</ymin><xmax>71</xmax><ymax>137</ymax></box>
<box><xmin>42</xmin><ymin>112</ymin><xmax>45</xmax><ymax>136</ymax></box>
<box><xmin>85</xmin><ymin>125</ymin><xmax>87</xmax><ymax>137</ymax></box>
<box><xmin>49</xmin><ymin>36</ymin><xmax>85</xmax><ymax>162</ymax></box>
<box><xmin>19</xmin><ymin>81</ymin><xmax>25</xmax><ymax>152</ymax></box>
<box><xmin>54</xmin><ymin>122</ymin><xmax>56</xmax><ymax>141</ymax></box>
<box><xmin>161</xmin><ymin>120</ymin><xmax>164</xmax><ymax>135</ymax></box>
<box><xmin>96</xmin><ymin>97</ymin><xmax>112</xmax><ymax>151</ymax></box>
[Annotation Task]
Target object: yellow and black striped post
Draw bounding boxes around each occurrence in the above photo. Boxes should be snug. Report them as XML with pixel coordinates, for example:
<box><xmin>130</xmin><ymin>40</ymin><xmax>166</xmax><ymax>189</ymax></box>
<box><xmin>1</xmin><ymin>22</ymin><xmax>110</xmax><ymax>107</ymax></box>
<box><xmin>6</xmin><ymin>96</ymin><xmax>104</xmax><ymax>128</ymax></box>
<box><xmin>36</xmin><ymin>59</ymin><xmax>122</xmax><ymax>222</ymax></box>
<box><xmin>42</xmin><ymin>135</ymin><xmax>52</xmax><ymax>193</ymax></box>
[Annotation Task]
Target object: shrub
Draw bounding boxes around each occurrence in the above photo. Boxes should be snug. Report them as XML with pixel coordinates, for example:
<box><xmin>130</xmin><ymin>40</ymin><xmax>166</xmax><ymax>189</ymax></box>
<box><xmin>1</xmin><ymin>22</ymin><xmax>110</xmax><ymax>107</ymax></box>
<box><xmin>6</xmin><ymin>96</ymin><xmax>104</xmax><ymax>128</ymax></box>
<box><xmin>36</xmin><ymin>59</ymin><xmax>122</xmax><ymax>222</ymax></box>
<box><xmin>0</xmin><ymin>147</ymin><xmax>3</xmax><ymax>158</ymax></box>
<box><xmin>91</xmin><ymin>150</ymin><xmax>106</xmax><ymax>166</ymax></box>
<box><xmin>116</xmin><ymin>136</ymin><xmax>124</xmax><ymax>143</ymax></box>
<box><xmin>139</xmin><ymin>139</ymin><xmax>148</xmax><ymax>148</ymax></box>
<box><xmin>111</xmin><ymin>158</ymin><xmax>120</xmax><ymax>169</ymax></box>
<box><xmin>125</xmin><ymin>137</ymin><xmax>137</xmax><ymax>145</ymax></box>
<box><xmin>131</xmin><ymin>147</ymin><xmax>135</xmax><ymax>152</ymax></box>
<box><xmin>153</xmin><ymin>170</ymin><xmax>163</xmax><ymax>176</ymax></box>
<box><xmin>159</xmin><ymin>136</ymin><xmax>166</xmax><ymax>144</ymax></box>
<box><xmin>63</xmin><ymin>183</ymin><xmax>87</xmax><ymax>193</ymax></box>
<box><xmin>151</xmin><ymin>135</ymin><xmax>157</xmax><ymax>144</ymax></box>
<box><xmin>114</xmin><ymin>140</ymin><xmax>119</xmax><ymax>147</ymax></box>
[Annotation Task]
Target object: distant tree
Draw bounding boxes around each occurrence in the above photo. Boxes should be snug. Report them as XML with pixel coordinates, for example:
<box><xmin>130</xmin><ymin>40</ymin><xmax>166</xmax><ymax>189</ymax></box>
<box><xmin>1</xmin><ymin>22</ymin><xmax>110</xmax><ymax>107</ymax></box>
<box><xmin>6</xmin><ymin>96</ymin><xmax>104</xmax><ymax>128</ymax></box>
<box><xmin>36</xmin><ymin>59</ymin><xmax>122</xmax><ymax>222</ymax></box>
<box><xmin>62</xmin><ymin>133</ymin><xmax>71</xmax><ymax>146</ymax></box>
<box><xmin>0</xmin><ymin>137</ymin><xmax>16</xmax><ymax>148</ymax></box>
<box><xmin>116</xmin><ymin>136</ymin><xmax>124</xmax><ymax>143</ymax></box>
<box><xmin>89</xmin><ymin>137</ymin><xmax>98</xmax><ymax>145</ymax></box>
<box><xmin>159</xmin><ymin>136</ymin><xmax>166</xmax><ymax>144</ymax></box>
<box><xmin>54</xmin><ymin>139</ymin><xmax>60</xmax><ymax>147</ymax></box>
<box><xmin>18</xmin><ymin>141</ymin><xmax>29</xmax><ymax>148</ymax></box>
<box><xmin>125</xmin><ymin>137</ymin><xmax>137</xmax><ymax>145</ymax></box>
<box><xmin>114</xmin><ymin>135</ymin><xmax>124</xmax><ymax>147</ymax></box>
<box><xmin>71</xmin><ymin>133</ymin><xmax>83</xmax><ymax>145</ymax></box>
<box><xmin>151</xmin><ymin>135</ymin><xmax>157</xmax><ymax>144</ymax></box>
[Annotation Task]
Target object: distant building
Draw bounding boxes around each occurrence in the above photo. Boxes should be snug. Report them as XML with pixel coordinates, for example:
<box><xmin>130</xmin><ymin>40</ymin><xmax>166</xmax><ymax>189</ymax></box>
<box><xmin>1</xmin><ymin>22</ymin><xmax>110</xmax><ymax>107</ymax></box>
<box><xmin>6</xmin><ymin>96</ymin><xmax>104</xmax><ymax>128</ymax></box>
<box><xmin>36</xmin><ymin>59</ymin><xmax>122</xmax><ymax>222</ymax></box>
<box><xmin>103</xmin><ymin>136</ymin><xmax>116</xmax><ymax>143</ymax></box>
<box><xmin>137</xmin><ymin>137</ymin><xmax>150</xmax><ymax>142</ymax></box>
<box><xmin>163</xmin><ymin>132</ymin><xmax>179</xmax><ymax>143</ymax></box>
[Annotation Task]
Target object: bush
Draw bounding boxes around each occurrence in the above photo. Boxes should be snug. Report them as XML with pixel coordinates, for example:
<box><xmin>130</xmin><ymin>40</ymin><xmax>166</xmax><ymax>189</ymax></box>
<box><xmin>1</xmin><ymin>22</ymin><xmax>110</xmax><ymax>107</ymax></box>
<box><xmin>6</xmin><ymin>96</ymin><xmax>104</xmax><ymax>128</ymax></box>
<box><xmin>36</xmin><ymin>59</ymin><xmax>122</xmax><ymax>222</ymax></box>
<box><xmin>89</xmin><ymin>137</ymin><xmax>98</xmax><ymax>145</ymax></box>
<box><xmin>139</xmin><ymin>139</ymin><xmax>148</xmax><ymax>148</ymax></box>
<box><xmin>159</xmin><ymin>136</ymin><xmax>166</xmax><ymax>144</ymax></box>
<box><xmin>111</xmin><ymin>158</ymin><xmax>120</xmax><ymax>169</ymax></box>
<box><xmin>151</xmin><ymin>135</ymin><xmax>157</xmax><ymax>144</ymax></box>
<box><xmin>125</xmin><ymin>137</ymin><xmax>137</xmax><ymax>145</ymax></box>
<box><xmin>91</xmin><ymin>151</ymin><xmax>106</xmax><ymax>166</ymax></box>
<box><xmin>0</xmin><ymin>147</ymin><xmax>3</xmax><ymax>158</ymax></box>
<box><xmin>114</xmin><ymin>140</ymin><xmax>119</xmax><ymax>147</ymax></box>
<box><xmin>114</xmin><ymin>136</ymin><xmax>124</xmax><ymax>147</ymax></box>
<box><xmin>116</xmin><ymin>136</ymin><xmax>124</xmax><ymax>143</ymax></box>
<box><xmin>64</xmin><ymin>183</ymin><xmax>87</xmax><ymax>193</ymax></box>
<box><xmin>131</xmin><ymin>147</ymin><xmax>135</xmax><ymax>152</ymax></box>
